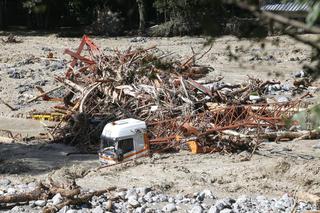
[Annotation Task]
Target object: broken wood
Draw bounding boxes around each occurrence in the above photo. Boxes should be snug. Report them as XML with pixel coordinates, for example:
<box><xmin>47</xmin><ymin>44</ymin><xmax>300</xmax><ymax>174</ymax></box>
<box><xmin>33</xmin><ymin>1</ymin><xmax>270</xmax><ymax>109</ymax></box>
<box><xmin>27</xmin><ymin>86</ymin><xmax>63</xmax><ymax>103</ymax></box>
<box><xmin>42</xmin><ymin>187</ymin><xmax>117</xmax><ymax>213</ymax></box>
<box><xmin>0</xmin><ymin>183</ymin><xmax>46</xmax><ymax>204</ymax></box>
<box><xmin>0</xmin><ymin>97</ymin><xmax>16</xmax><ymax>111</ymax></box>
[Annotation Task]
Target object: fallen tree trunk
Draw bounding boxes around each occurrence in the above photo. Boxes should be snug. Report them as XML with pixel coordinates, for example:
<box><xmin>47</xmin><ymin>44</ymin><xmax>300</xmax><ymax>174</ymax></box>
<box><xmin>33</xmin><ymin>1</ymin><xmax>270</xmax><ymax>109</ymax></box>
<box><xmin>43</xmin><ymin>187</ymin><xmax>117</xmax><ymax>213</ymax></box>
<box><xmin>221</xmin><ymin>130</ymin><xmax>320</xmax><ymax>141</ymax></box>
<box><xmin>0</xmin><ymin>183</ymin><xmax>47</xmax><ymax>204</ymax></box>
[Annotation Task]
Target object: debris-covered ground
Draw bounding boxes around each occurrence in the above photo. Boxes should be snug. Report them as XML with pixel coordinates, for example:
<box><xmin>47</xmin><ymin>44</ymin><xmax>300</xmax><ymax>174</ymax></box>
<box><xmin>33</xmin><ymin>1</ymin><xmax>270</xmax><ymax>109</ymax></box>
<box><xmin>0</xmin><ymin>34</ymin><xmax>320</xmax><ymax>212</ymax></box>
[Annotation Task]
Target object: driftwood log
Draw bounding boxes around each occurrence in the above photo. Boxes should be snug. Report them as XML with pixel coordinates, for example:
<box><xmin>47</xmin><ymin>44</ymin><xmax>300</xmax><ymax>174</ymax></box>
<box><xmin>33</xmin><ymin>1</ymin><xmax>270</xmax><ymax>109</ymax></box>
<box><xmin>43</xmin><ymin>186</ymin><xmax>117</xmax><ymax>213</ymax></box>
<box><xmin>0</xmin><ymin>183</ymin><xmax>47</xmax><ymax>204</ymax></box>
<box><xmin>0</xmin><ymin>178</ymin><xmax>116</xmax><ymax>213</ymax></box>
<box><xmin>221</xmin><ymin>130</ymin><xmax>320</xmax><ymax>142</ymax></box>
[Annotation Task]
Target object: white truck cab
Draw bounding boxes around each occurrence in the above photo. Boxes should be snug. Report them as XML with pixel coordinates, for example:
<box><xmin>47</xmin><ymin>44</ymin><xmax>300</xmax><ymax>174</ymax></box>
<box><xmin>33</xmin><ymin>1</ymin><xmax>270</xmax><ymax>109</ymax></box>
<box><xmin>99</xmin><ymin>118</ymin><xmax>149</xmax><ymax>165</ymax></box>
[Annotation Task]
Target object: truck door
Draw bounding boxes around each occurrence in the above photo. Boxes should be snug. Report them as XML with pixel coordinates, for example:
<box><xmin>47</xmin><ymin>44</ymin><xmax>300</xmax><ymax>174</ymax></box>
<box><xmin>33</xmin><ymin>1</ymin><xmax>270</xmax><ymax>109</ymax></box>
<box><xmin>117</xmin><ymin>137</ymin><xmax>134</xmax><ymax>160</ymax></box>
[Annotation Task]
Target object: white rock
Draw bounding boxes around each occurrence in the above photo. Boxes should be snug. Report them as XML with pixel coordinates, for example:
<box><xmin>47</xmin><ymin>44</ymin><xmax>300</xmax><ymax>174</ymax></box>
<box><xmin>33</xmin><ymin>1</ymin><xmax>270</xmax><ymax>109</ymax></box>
<box><xmin>11</xmin><ymin>206</ymin><xmax>25</xmax><ymax>212</ymax></box>
<box><xmin>249</xmin><ymin>95</ymin><xmax>262</xmax><ymax>101</ymax></box>
<box><xmin>236</xmin><ymin>195</ymin><xmax>249</xmax><ymax>204</ymax></box>
<box><xmin>35</xmin><ymin>199</ymin><xmax>47</xmax><ymax>207</ymax></box>
<box><xmin>135</xmin><ymin>206</ymin><xmax>146</xmax><ymax>213</ymax></box>
<box><xmin>208</xmin><ymin>206</ymin><xmax>218</xmax><ymax>213</ymax></box>
<box><xmin>202</xmin><ymin>189</ymin><xmax>214</xmax><ymax>199</ymax></box>
<box><xmin>190</xmin><ymin>205</ymin><xmax>203</xmax><ymax>213</ymax></box>
<box><xmin>175</xmin><ymin>194</ymin><xmax>183</xmax><ymax>200</ymax></box>
<box><xmin>29</xmin><ymin>201</ymin><xmax>36</xmax><ymax>208</ymax></box>
<box><xmin>136</xmin><ymin>187</ymin><xmax>151</xmax><ymax>196</ymax></box>
<box><xmin>168</xmin><ymin>197</ymin><xmax>175</xmax><ymax>203</ymax></box>
<box><xmin>103</xmin><ymin>200</ymin><xmax>112</xmax><ymax>210</ymax></box>
<box><xmin>220</xmin><ymin>209</ymin><xmax>233</xmax><ymax>213</ymax></box>
<box><xmin>129</xmin><ymin>197</ymin><xmax>140</xmax><ymax>208</ymax></box>
<box><xmin>117</xmin><ymin>191</ymin><xmax>127</xmax><ymax>199</ymax></box>
<box><xmin>313</xmin><ymin>143</ymin><xmax>320</xmax><ymax>149</ymax></box>
<box><xmin>66</xmin><ymin>210</ymin><xmax>78</xmax><ymax>213</ymax></box>
<box><xmin>27</xmin><ymin>182</ymin><xmax>37</xmax><ymax>188</ymax></box>
<box><xmin>126</xmin><ymin>188</ymin><xmax>137</xmax><ymax>199</ymax></box>
<box><xmin>7</xmin><ymin>187</ymin><xmax>16</xmax><ymax>194</ymax></box>
<box><xmin>92</xmin><ymin>206</ymin><xmax>104</xmax><ymax>213</ymax></box>
<box><xmin>0</xmin><ymin>178</ymin><xmax>11</xmax><ymax>186</ymax></box>
<box><xmin>57</xmin><ymin>206</ymin><xmax>69</xmax><ymax>213</ymax></box>
<box><xmin>52</xmin><ymin>193</ymin><xmax>63</xmax><ymax>205</ymax></box>
<box><xmin>162</xmin><ymin>203</ymin><xmax>177</xmax><ymax>212</ymax></box>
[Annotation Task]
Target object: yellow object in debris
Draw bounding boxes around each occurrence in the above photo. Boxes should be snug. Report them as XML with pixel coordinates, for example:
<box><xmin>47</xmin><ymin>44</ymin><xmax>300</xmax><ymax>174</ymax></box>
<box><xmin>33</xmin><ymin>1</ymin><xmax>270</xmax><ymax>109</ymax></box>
<box><xmin>187</xmin><ymin>141</ymin><xmax>201</xmax><ymax>154</ymax></box>
<box><xmin>31</xmin><ymin>113</ymin><xmax>63</xmax><ymax>122</ymax></box>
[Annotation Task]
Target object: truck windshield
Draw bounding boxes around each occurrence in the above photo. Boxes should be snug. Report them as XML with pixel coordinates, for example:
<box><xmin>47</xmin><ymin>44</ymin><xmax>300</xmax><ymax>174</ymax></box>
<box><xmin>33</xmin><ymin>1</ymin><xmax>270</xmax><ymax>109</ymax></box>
<box><xmin>100</xmin><ymin>136</ymin><xmax>115</xmax><ymax>149</ymax></box>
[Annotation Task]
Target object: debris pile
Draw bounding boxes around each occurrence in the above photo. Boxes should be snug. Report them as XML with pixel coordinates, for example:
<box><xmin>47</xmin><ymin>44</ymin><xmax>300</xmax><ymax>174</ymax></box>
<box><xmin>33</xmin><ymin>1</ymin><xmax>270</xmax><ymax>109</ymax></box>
<box><xmin>30</xmin><ymin>35</ymin><xmax>314</xmax><ymax>153</ymax></box>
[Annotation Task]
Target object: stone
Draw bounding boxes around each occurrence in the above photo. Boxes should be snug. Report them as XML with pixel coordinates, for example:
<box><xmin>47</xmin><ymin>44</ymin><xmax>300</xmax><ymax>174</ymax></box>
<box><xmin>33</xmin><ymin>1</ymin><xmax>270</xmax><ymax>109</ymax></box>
<box><xmin>135</xmin><ymin>206</ymin><xmax>146</xmax><ymax>213</ymax></box>
<box><xmin>313</xmin><ymin>143</ymin><xmax>320</xmax><ymax>149</ymax></box>
<box><xmin>276</xmin><ymin>96</ymin><xmax>289</xmax><ymax>103</ymax></box>
<box><xmin>208</xmin><ymin>206</ymin><xmax>218</xmax><ymax>213</ymax></box>
<box><xmin>212</xmin><ymin>198</ymin><xmax>235</xmax><ymax>211</ymax></box>
<box><xmin>130</xmin><ymin>37</ymin><xmax>147</xmax><ymax>43</ymax></box>
<box><xmin>103</xmin><ymin>200</ymin><xmax>112</xmax><ymax>211</ymax></box>
<box><xmin>220</xmin><ymin>209</ymin><xmax>233</xmax><ymax>213</ymax></box>
<box><xmin>162</xmin><ymin>203</ymin><xmax>177</xmax><ymax>212</ymax></box>
<box><xmin>16</xmin><ymin>184</ymin><xmax>28</xmax><ymax>190</ymax></box>
<box><xmin>144</xmin><ymin>208</ymin><xmax>153</xmax><ymax>213</ymax></box>
<box><xmin>136</xmin><ymin>187</ymin><xmax>151</xmax><ymax>196</ymax></box>
<box><xmin>117</xmin><ymin>191</ymin><xmax>127</xmax><ymax>199</ymax></box>
<box><xmin>66</xmin><ymin>210</ymin><xmax>78</xmax><ymax>213</ymax></box>
<box><xmin>196</xmin><ymin>192</ymin><xmax>205</xmax><ymax>202</ymax></box>
<box><xmin>295</xmin><ymin>70</ymin><xmax>305</xmax><ymax>78</ymax></box>
<box><xmin>126</xmin><ymin>188</ymin><xmax>138</xmax><ymax>199</ymax></box>
<box><xmin>10</xmin><ymin>206</ymin><xmax>25</xmax><ymax>212</ymax></box>
<box><xmin>236</xmin><ymin>195</ymin><xmax>249</xmax><ymax>204</ymax></box>
<box><xmin>181</xmin><ymin>198</ymin><xmax>191</xmax><ymax>203</ymax></box>
<box><xmin>202</xmin><ymin>189</ymin><xmax>214</xmax><ymax>199</ymax></box>
<box><xmin>144</xmin><ymin>191</ymin><xmax>156</xmax><ymax>203</ymax></box>
<box><xmin>35</xmin><ymin>200</ymin><xmax>47</xmax><ymax>207</ymax></box>
<box><xmin>81</xmin><ymin>209</ymin><xmax>92</xmax><ymax>213</ymax></box>
<box><xmin>281</xmin><ymin>83</ymin><xmax>291</xmax><ymax>91</ymax></box>
<box><xmin>175</xmin><ymin>194</ymin><xmax>183</xmax><ymax>201</ymax></box>
<box><xmin>92</xmin><ymin>206</ymin><xmax>104</xmax><ymax>213</ymax></box>
<box><xmin>57</xmin><ymin>206</ymin><xmax>69</xmax><ymax>213</ymax></box>
<box><xmin>190</xmin><ymin>205</ymin><xmax>203</xmax><ymax>213</ymax></box>
<box><xmin>152</xmin><ymin>196</ymin><xmax>159</xmax><ymax>203</ymax></box>
<box><xmin>128</xmin><ymin>197</ymin><xmax>140</xmax><ymax>208</ymax></box>
<box><xmin>0</xmin><ymin>178</ymin><xmax>11</xmax><ymax>186</ymax></box>
<box><xmin>49</xmin><ymin>61</ymin><xmax>64</xmax><ymax>71</ymax></box>
<box><xmin>7</xmin><ymin>188</ymin><xmax>16</xmax><ymax>194</ymax></box>
<box><xmin>138</xmin><ymin>196</ymin><xmax>146</xmax><ymax>204</ymax></box>
<box><xmin>52</xmin><ymin>193</ymin><xmax>63</xmax><ymax>205</ymax></box>
<box><xmin>29</xmin><ymin>200</ymin><xmax>36</xmax><ymax>208</ymax></box>
<box><xmin>168</xmin><ymin>197</ymin><xmax>175</xmax><ymax>203</ymax></box>
<box><xmin>158</xmin><ymin>194</ymin><xmax>168</xmax><ymax>202</ymax></box>
<box><xmin>249</xmin><ymin>95</ymin><xmax>262</xmax><ymax>102</ymax></box>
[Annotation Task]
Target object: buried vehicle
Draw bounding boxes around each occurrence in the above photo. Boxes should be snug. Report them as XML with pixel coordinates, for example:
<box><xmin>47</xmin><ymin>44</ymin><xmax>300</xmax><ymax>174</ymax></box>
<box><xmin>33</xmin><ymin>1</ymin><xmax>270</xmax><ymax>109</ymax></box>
<box><xmin>98</xmin><ymin>118</ymin><xmax>198</xmax><ymax>165</ymax></box>
<box><xmin>99</xmin><ymin>118</ymin><xmax>150</xmax><ymax>165</ymax></box>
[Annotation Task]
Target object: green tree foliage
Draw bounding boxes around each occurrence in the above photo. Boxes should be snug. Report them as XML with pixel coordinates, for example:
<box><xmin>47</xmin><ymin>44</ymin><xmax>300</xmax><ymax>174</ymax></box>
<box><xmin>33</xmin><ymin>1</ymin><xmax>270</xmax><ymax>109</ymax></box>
<box><xmin>152</xmin><ymin>0</ymin><xmax>227</xmax><ymax>35</ymax></box>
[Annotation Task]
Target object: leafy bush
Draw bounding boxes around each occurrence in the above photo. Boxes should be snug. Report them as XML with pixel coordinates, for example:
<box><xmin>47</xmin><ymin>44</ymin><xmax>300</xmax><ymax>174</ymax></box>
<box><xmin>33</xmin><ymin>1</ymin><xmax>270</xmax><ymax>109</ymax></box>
<box><xmin>86</xmin><ymin>6</ymin><xmax>124</xmax><ymax>36</ymax></box>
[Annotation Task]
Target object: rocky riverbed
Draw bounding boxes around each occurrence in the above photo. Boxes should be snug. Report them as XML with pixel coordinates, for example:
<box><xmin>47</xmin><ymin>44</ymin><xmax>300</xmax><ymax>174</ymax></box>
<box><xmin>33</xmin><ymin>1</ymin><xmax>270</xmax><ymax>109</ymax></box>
<box><xmin>0</xmin><ymin>178</ymin><xmax>317</xmax><ymax>213</ymax></box>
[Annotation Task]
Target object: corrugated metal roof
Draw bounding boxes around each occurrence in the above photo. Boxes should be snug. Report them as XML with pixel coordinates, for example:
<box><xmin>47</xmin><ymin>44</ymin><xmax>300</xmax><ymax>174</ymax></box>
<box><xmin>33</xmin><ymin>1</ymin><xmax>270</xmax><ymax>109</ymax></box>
<box><xmin>261</xmin><ymin>1</ymin><xmax>310</xmax><ymax>12</ymax></box>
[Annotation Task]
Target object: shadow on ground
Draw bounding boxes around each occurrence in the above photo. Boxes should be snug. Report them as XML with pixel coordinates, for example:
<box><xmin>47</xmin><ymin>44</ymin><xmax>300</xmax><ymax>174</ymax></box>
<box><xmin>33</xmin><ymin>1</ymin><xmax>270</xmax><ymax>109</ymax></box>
<box><xmin>0</xmin><ymin>142</ymin><xmax>98</xmax><ymax>175</ymax></box>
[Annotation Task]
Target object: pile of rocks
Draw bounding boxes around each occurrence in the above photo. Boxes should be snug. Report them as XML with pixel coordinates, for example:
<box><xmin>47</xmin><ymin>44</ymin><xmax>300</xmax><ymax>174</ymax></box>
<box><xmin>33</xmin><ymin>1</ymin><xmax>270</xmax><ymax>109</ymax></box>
<box><xmin>0</xmin><ymin>178</ymin><xmax>318</xmax><ymax>213</ymax></box>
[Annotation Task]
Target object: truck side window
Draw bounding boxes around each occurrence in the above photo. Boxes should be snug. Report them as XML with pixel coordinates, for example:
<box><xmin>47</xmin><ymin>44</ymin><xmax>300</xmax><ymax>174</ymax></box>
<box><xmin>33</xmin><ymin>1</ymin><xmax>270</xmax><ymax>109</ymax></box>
<box><xmin>118</xmin><ymin>138</ymin><xmax>134</xmax><ymax>154</ymax></box>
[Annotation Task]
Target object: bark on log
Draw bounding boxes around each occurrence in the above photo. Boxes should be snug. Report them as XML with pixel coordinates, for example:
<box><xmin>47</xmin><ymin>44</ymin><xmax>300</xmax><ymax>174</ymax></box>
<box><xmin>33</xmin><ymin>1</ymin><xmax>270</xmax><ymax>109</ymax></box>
<box><xmin>43</xmin><ymin>187</ymin><xmax>117</xmax><ymax>213</ymax></box>
<box><xmin>0</xmin><ymin>184</ymin><xmax>47</xmax><ymax>204</ymax></box>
